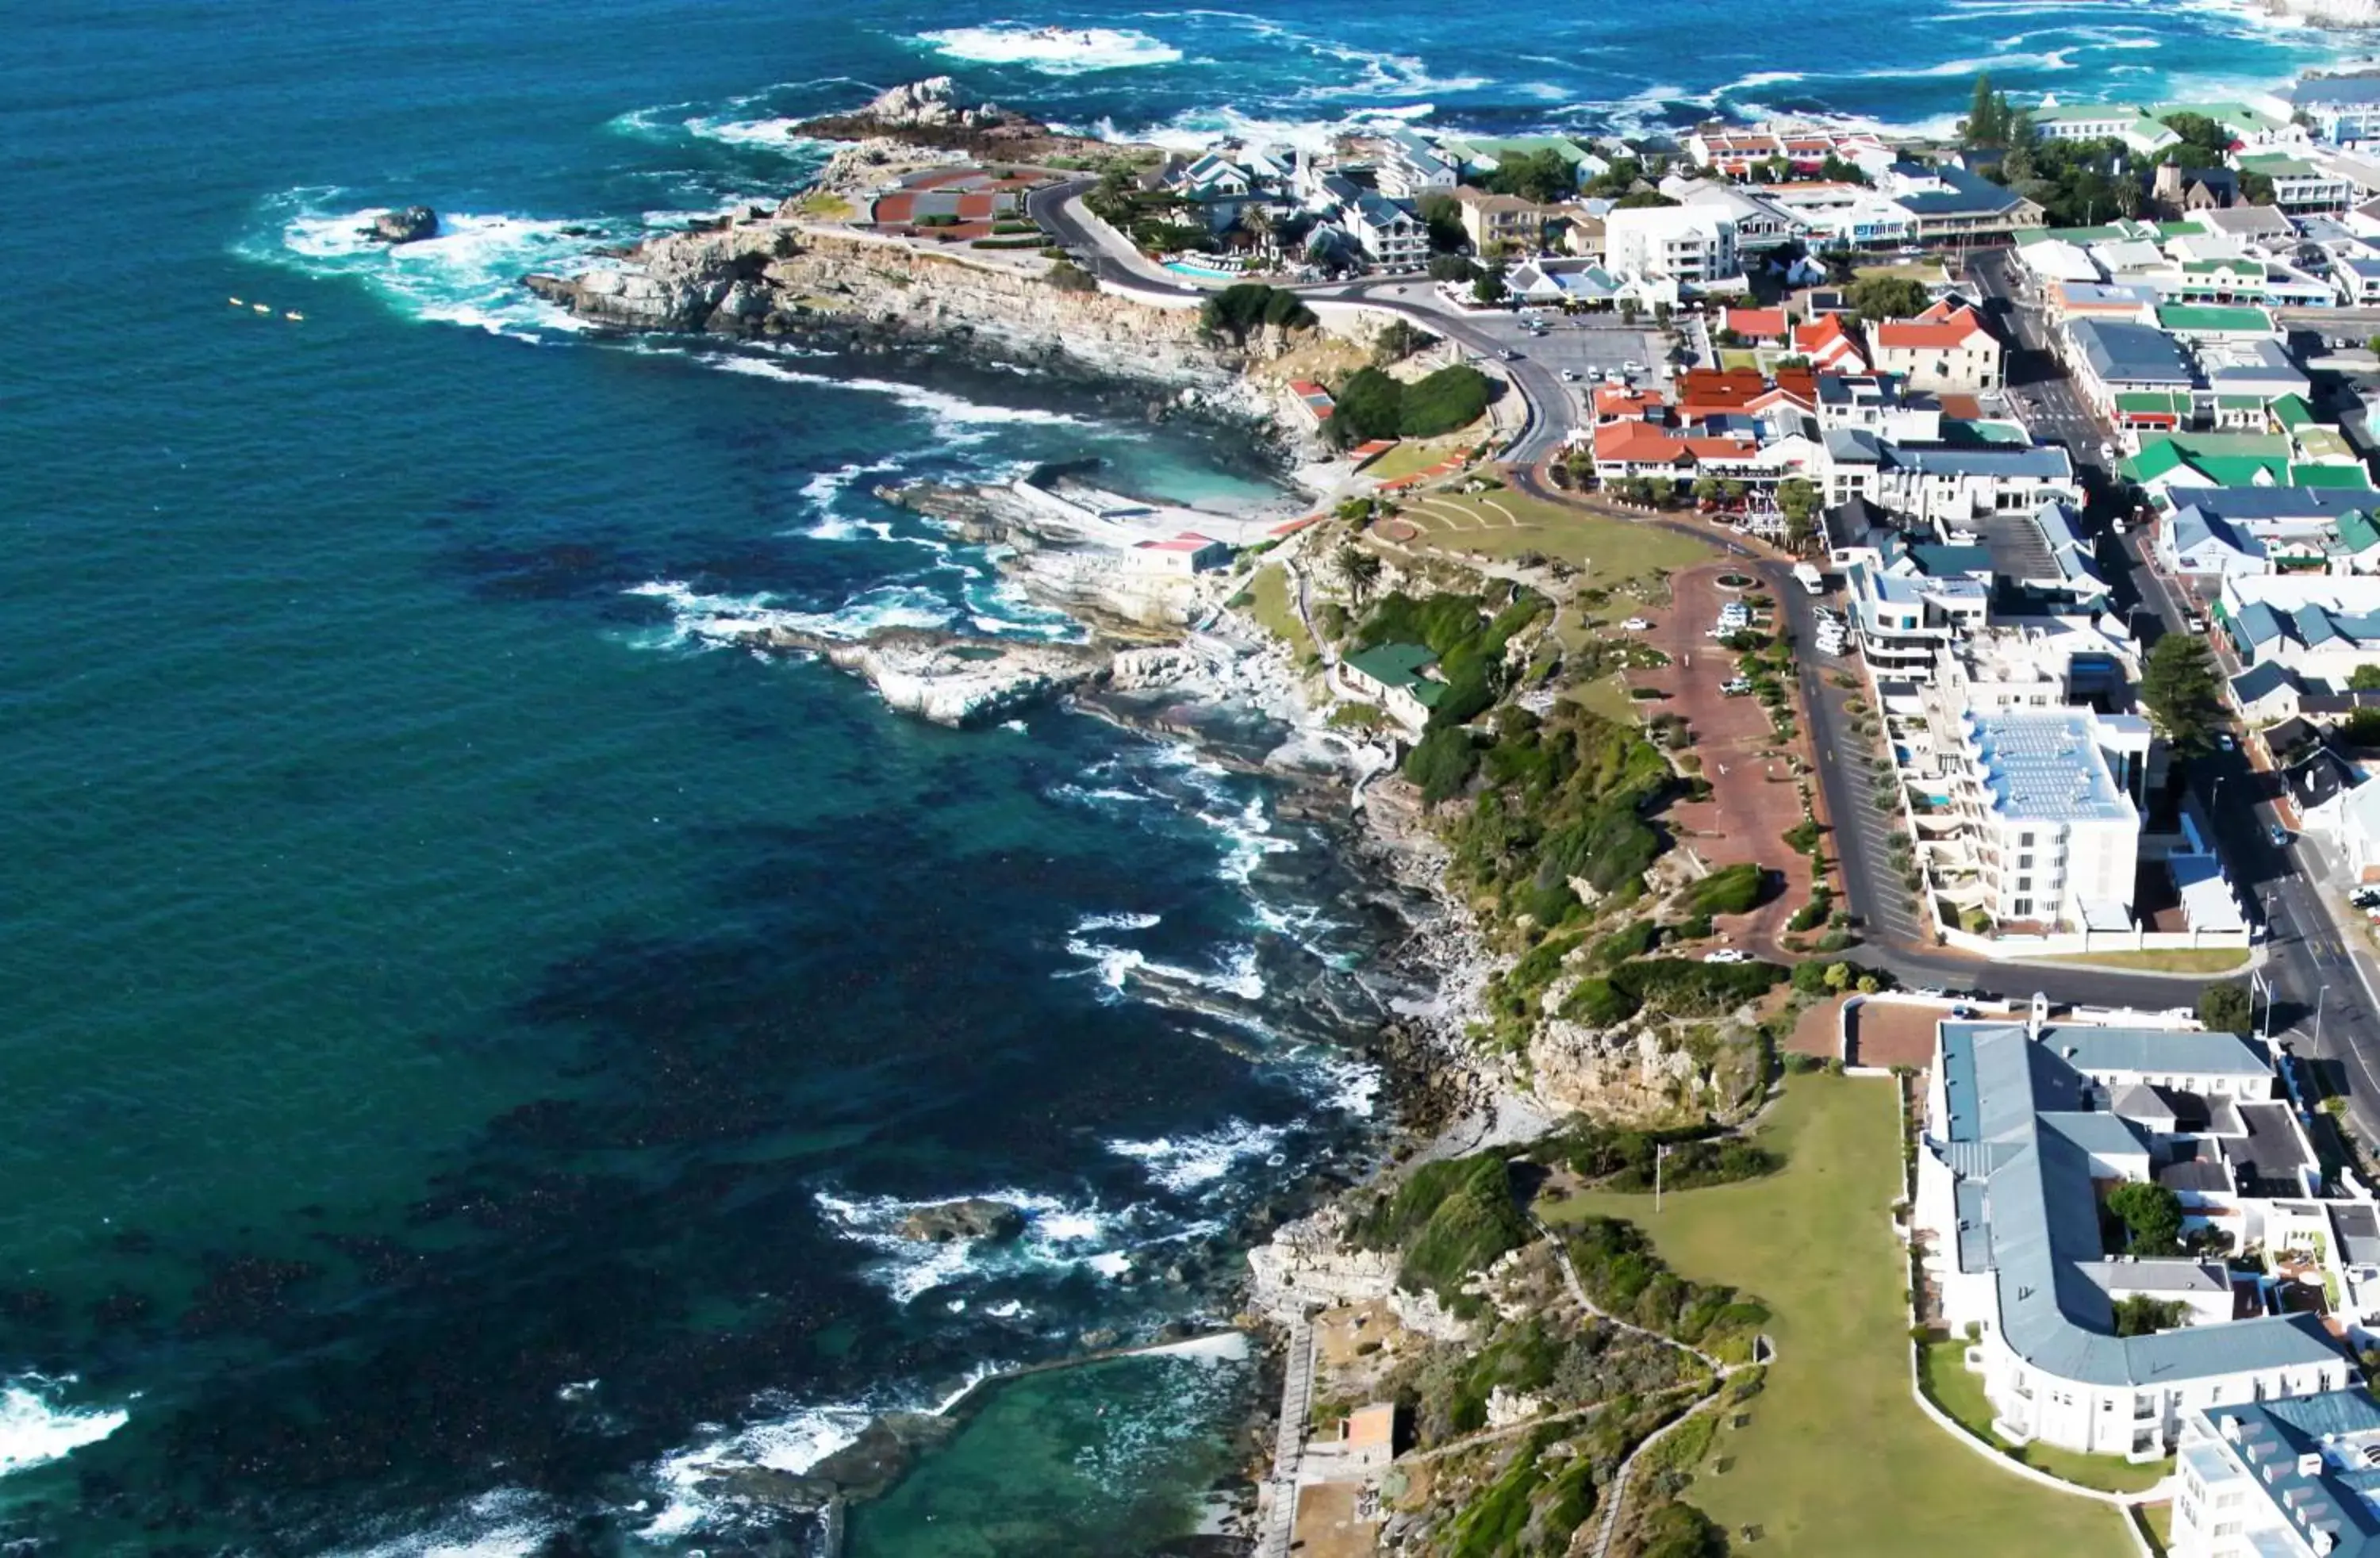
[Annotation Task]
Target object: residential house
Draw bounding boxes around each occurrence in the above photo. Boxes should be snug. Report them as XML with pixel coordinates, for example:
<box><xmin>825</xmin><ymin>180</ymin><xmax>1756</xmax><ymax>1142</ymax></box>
<box><xmin>1346</xmin><ymin>193</ymin><xmax>1428</xmax><ymax>271</ymax></box>
<box><xmin>1449</xmin><ymin>185</ymin><xmax>1549</xmax><ymax>256</ymax></box>
<box><xmin>2048</xmin><ymin>281</ymin><xmax>2162</xmax><ymax>328</ymax></box>
<box><xmin>1717</xmin><ymin>305</ymin><xmax>1787</xmax><ymax>345</ymax></box>
<box><xmin>1762</xmin><ymin>180</ymin><xmax>1919</xmax><ymax>250</ymax></box>
<box><xmin>1603</xmin><ymin>205</ymin><xmax>1741</xmax><ymax>289</ymax></box>
<box><xmin>1825</xmin><ymin>432</ymin><xmax>2081</xmax><ymax>526</ymax></box>
<box><xmin>1814</xmin><ymin>373</ymin><xmax>1943</xmax><ymax>441</ymax></box>
<box><xmin>2236</xmin><ymin>153</ymin><xmax>2353</xmax><ymax>214</ymax></box>
<box><xmin>1917</xmin><ymin>1018</ymin><xmax>2351</xmax><ymax>1463</ymax></box>
<box><xmin>2223</xmin><ymin>575</ymin><xmax>2380</xmax><ymax>683</ymax></box>
<box><xmin>2153</xmin><ymin>163</ymin><xmax>2240</xmax><ymax>217</ymax></box>
<box><xmin>1793</xmin><ymin>311</ymin><xmax>1869</xmax><ymax>372</ymax></box>
<box><xmin>2152</xmin><ymin>485</ymin><xmax>2380</xmax><ymax>581</ymax></box>
<box><xmin>1679</xmin><ymin>182</ymin><xmax>1801</xmax><ymax>251</ymax></box>
<box><xmin>1841</xmin><ymin>547</ymin><xmax>1992</xmax><ymax>680</ymax></box>
<box><xmin>1376</xmin><ymin>129</ymin><xmax>1457</xmax><ymax>200</ymax></box>
<box><xmin>2288</xmin><ymin>73</ymin><xmax>2380</xmax><ymax>147</ymax></box>
<box><xmin>1342</xmin><ymin>642</ymin><xmax>1444</xmax><ymax>734</ymax></box>
<box><xmin>1871</xmin><ymin>301</ymin><xmax>2004</xmax><ymax>393</ymax></box>
<box><xmin>2124</xmin><ymin>432</ymin><xmax>2372</xmax><ymax>505</ymax></box>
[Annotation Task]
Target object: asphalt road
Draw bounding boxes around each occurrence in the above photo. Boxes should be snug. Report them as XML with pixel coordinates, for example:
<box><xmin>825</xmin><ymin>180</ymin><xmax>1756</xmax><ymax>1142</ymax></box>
<box><xmin>1969</xmin><ymin>244</ymin><xmax>2380</xmax><ymax>1144</ymax></box>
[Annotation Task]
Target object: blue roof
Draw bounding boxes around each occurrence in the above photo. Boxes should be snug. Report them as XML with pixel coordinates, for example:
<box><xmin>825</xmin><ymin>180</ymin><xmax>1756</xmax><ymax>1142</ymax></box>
<box><xmin>1888</xmin><ymin>443</ymin><xmax>2074</xmax><ymax>479</ymax></box>
<box><xmin>2071</xmin><ymin>319</ymin><xmax>2195</xmax><ymax>387</ymax></box>
<box><xmin>2294</xmin><ymin>74</ymin><xmax>2380</xmax><ymax>108</ymax></box>
<box><xmin>2236</xmin><ymin>601</ymin><xmax>2288</xmax><ymax>649</ymax></box>
<box><xmin>2167</xmin><ymin>485</ymin><xmax>2371</xmax><ymax>524</ymax></box>
<box><xmin>2232</xmin><ymin>661</ymin><xmax>2301</xmax><ymax>704</ymax></box>
<box><xmin>1887</xmin><ymin>160</ymin><xmax>2029</xmax><ymax>217</ymax></box>
<box><xmin>2205</xmin><ymin>1393</ymin><xmax>2380</xmax><ymax>1558</ymax></box>
<box><xmin>1936</xmin><ymin>1021</ymin><xmax>2340</xmax><ymax>1391</ymax></box>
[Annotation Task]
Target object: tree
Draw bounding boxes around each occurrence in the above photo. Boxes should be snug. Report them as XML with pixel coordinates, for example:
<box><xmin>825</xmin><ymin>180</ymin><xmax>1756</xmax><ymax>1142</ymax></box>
<box><xmin>1336</xmin><ymin>544</ymin><xmax>1382</xmax><ymax>604</ymax></box>
<box><xmin>1472</xmin><ymin>259</ymin><xmax>1510</xmax><ymax>308</ymax></box>
<box><xmin>2198</xmin><ymin>981</ymin><xmax>2253</xmax><ymax>1034</ymax></box>
<box><xmin>2345</xmin><ymin>708</ymin><xmax>2380</xmax><ymax>747</ymax></box>
<box><xmin>1427</xmin><ymin>251</ymin><xmax>1477</xmax><ymax>284</ymax></box>
<box><xmin>2106</xmin><ymin>1181</ymin><xmax>2185</xmax><ymax>1256</ymax></box>
<box><xmin>1848</xmin><ymin>274</ymin><xmax>1930</xmax><ymax>321</ymax></box>
<box><xmin>1818</xmin><ymin>152</ymin><xmax>1871</xmax><ymax>187</ymax></box>
<box><xmin>2351</xmin><ymin>665</ymin><xmax>2380</xmax><ymax>692</ymax></box>
<box><xmin>2241</xmin><ymin>169</ymin><xmax>2278</xmax><ymax>205</ymax></box>
<box><xmin>2139</xmin><ymin>634</ymin><xmax>2225</xmax><ymax>753</ymax></box>
<box><xmin>1964</xmin><ymin>74</ymin><xmax>2003</xmax><ymax>148</ymax></box>
<box><xmin>1691</xmin><ymin>476</ymin><xmax>1723</xmax><ymax>508</ymax></box>
<box><xmin>1486</xmin><ymin>148</ymin><xmax>1576</xmax><ymax>205</ymax></box>
<box><xmin>1612</xmin><ymin>190</ymin><xmax>1680</xmax><ymax>209</ymax></box>
<box><xmin>1777</xmin><ymin>477</ymin><xmax>1821</xmax><ymax>552</ymax></box>
<box><xmin>1618</xmin><ymin>297</ymin><xmax>1642</xmax><ymax>324</ymax></box>
<box><xmin>1647</xmin><ymin>477</ymin><xmax>1677</xmax><ymax>508</ymax></box>
<box><xmin>1415</xmin><ymin>191</ymin><xmax>1467</xmax><ymax>253</ymax></box>
<box><xmin>2157</xmin><ymin>112</ymin><xmax>2233</xmax><ymax>169</ymax></box>
<box><xmin>2113</xmin><ymin>1294</ymin><xmax>2189</xmax><ymax>1337</ymax></box>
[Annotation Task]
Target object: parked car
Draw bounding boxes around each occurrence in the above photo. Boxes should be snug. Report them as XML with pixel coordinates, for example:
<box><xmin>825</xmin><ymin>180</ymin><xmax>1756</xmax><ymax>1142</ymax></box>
<box><xmin>1560</xmin><ymin>368</ymin><xmax>1579</xmax><ymax>382</ymax></box>
<box><xmin>1703</xmin><ymin>949</ymin><xmax>1751</xmax><ymax>964</ymax></box>
<box><xmin>2270</xmin><ymin>823</ymin><xmax>2292</xmax><ymax>848</ymax></box>
<box><xmin>1721</xmin><ymin>677</ymin><xmax>1752</xmax><ymax>695</ymax></box>
<box><xmin>2217</xmin><ymin>732</ymin><xmax>2236</xmax><ymax>751</ymax></box>
<box><xmin>1620</xmin><ymin>617</ymin><xmax>1651</xmax><ymax>630</ymax></box>
<box><xmin>2185</xmin><ymin>612</ymin><xmax>2208</xmax><ymax>633</ymax></box>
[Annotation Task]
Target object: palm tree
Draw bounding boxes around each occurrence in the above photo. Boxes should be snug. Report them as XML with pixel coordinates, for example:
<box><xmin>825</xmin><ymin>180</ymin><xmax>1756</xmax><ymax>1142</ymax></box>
<box><xmin>1336</xmin><ymin>543</ymin><xmax>1383</xmax><ymax>604</ymax></box>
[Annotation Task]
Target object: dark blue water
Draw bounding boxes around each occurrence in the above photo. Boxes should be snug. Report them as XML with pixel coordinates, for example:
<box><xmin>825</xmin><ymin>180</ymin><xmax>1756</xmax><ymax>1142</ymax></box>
<box><xmin>2</xmin><ymin>0</ymin><xmax>2363</xmax><ymax>1550</ymax></box>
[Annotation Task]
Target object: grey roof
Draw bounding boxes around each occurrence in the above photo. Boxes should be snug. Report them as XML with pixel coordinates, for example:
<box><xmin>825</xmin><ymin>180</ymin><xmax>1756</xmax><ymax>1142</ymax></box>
<box><xmin>1937</xmin><ymin>1021</ymin><xmax>2341</xmax><ymax>1391</ymax></box>
<box><xmin>2236</xmin><ymin>1101</ymin><xmax>2314</xmax><ymax>1182</ymax></box>
<box><xmin>2335</xmin><ymin>1202</ymin><xmax>2380</xmax><ymax>1267</ymax></box>
<box><xmin>1888</xmin><ymin>160</ymin><xmax>2028</xmax><ymax>217</ymax></box>
<box><xmin>2167</xmin><ymin>485</ymin><xmax>2373</xmax><ymax>524</ymax></box>
<box><xmin>2078</xmin><ymin>1259</ymin><xmax>2228</xmax><ymax>1295</ymax></box>
<box><xmin>2071</xmin><ymin>319</ymin><xmax>2196</xmax><ymax>388</ymax></box>
<box><xmin>2155</xmin><ymin>1139</ymin><xmax>2232</xmax><ymax>1194</ymax></box>
<box><xmin>1825</xmin><ymin>427</ymin><xmax>1885</xmax><ymax>464</ymax></box>
<box><xmin>2168</xmin><ymin>505</ymin><xmax>2259</xmax><ymax>566</ymax></box>
<box><xmin>1885</xmin><ymin>442</ymin><xmax>2075</xmax><ymax>479</ymax></box>
<box><xmin>2232</xmin><ymin>660</ymin><xmax>2304</xmax><ymax>705</ymax></box>
<box><xmin>2294</xmin><ymin>73</ymin><xmax>2380</xmax><ymax>107</ymax></box>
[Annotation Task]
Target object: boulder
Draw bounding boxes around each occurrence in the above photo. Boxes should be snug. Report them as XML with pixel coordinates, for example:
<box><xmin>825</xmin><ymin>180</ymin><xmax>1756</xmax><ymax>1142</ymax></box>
<box><xmin>858</xmin><ymin>76</ymin><xmax>965</xmax><ymax>128</ymax></box>
<box><xmin>366</xmin><ymin>205</ymin><xmax>439</xmax><ymax>244</ymax></box>
<box><xmin>896</xmin><ymin>1197</ymin><xmax>1025</xmax><ymax>1244</ymax></box>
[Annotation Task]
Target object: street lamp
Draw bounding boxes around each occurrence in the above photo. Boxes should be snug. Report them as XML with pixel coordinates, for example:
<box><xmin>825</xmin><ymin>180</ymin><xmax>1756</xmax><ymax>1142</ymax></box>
<box><xmin>1655</xmin><ymin>1142</ymin><xmax>1675</xmax><ymax>1214</ymax></box>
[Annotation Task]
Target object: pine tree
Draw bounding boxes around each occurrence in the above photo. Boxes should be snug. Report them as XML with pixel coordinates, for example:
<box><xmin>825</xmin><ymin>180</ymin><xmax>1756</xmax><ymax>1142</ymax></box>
<box><xmin>1967</xmin><ymin>74</ymin><xmax>1998</xmax><ymax>147</ymax></box>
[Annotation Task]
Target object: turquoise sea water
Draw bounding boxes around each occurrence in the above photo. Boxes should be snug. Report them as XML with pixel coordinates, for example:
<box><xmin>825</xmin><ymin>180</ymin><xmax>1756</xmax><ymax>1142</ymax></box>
<box><xmin>4</xmin><ymin>0</ymin><xmax>2370</xmax><ymax>1550</ymax></box>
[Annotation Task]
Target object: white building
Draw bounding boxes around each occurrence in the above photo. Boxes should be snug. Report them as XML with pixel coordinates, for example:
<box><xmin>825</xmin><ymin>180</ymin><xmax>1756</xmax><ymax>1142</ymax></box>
<box><xmin>1917</xmin><ymin>1015</ymin><xmax>2353</xmax><ymax>1463</ymax></box>
<box><xmin>1871</xmin><ymin>302</ymin><xmax>2004</xmax><ymax>393</ymax></box>
<box><xmin>2172</xmin><ymin>1392</ymin><xmax>2380</xmax><ymax>1558</ymax></box>
<box><xmin>1375</xmin><ymin>129</ymin><xmax>1457</xmax><ymax>201</ymax></box>
<box><xmin>2225</xmin><ymin>575</ymin><xmax>2380</xmax><ymax>683</ymax></box>
<box><xmin>1346</xmin><ymin>193</ymin><xmax>1428</xmax><ymax>271</ymax></box>
<box><xmin>1603</xmin><ymin>205</ymin><xmax>1741</xmax><ymax>289</ymax></box>
<box><xmin>1905</xmin><ymin>703</ymin><xmax>2151</xmax><ymax>930</ymax></box>
<box><xmin>1822</xmin><ymin>431</ymin><xmax>2080</xmax><ymax>528</ymax></box>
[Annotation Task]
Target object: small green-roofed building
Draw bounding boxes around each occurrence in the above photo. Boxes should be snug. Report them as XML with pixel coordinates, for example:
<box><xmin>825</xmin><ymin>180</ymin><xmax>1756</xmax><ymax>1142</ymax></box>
<box><xmin>2271</xmin><ymin>393</ymin><xmax>2317</xmax><ymax>431</ymax></box>
<box><xmin>2336</xmin><ymin>508</ymin><xmax>2380</xmax><ymax>553</ymax></box>
<box><xmin>2150</xmin><ymin>99</ymin><xmax>2287</xmax><ymax>135</ymax></box>
<box><xmin>1342</xmin><ymin>641</ymin><xmax>1445</xmax><ymax>730</ymax></box>
<box><xmin>2293</xmin><ymin>462</ymin><xmax>2373</xmax><ymax>490</ymax></box>
<box><xmin>2124</xmin><ymin>432</ymin><xmax>2294</xmax><ymax>489</ymax></box>
<box><xmin>2115</xmin><ymin>389</ymin><xmax>2194</xmax><ymax>423</ymax></box>
<box><xmin>2295</xmin><ymin>426</ymin><xmax>2356</xmax><ymax>464</ymax></box>
<box><xmin>1440</xmin><ymin>134</ymin><xmax>1597</xmax><ymax>169</ymax></box>
<box><xmin>2237</xmin><ymin>152</ymin><xmax>2317</xmax><ymax>178</ymax></box>
<box><xmin>2156</xmin><ymin>302</ymin><xmax>2276</xmax><ymax>337</ymax></box>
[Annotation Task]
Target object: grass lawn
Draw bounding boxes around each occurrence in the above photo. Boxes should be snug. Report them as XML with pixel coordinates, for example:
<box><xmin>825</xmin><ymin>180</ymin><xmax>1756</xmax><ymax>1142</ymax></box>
<box><xmin>1563</xmin><ymin>673</ymin><xmax>1641</xmax><ymax>724</ymax></box>
<box><xmin>2023</xmin><ymin>948</ymin><xmax>2250</xmax><ymax>974</ymax></box>
<box><xmin>1401</xmin><ymin>489</ymin><xmax>1714</xmax><ymax>583</ymax></box>
<box><xmin>1539</xmin><ymin>1078</ymin><xmax>2131</xmax><ymax>1557</ymax></box>
<box><xmin>2137</xmin><ymin>1502</ymin><xmax>2173</xmax><ymax>1556</ymax></box>
<box><xmin>1242</xmin><ymin>563</ymin><xmax>1304</xmax><ymax>647</ymax></box>
<box><xmin>1852</xmin><ymin>261</ymin><xmax>1947</xmax><ymax>284</ymax></box>
<box><xmin>788</xmin><ymin>190</ymin><xmax>856</xmax><ymax>221</ymax></box>
<box><xmin>1365</xmin><ymin>437</ymin><xmax>1478</xmax><ymax>484</ymax></box>
<box><xmin>1717</xmin><ymin>347</ymin><xmax>1763</xmax><ymax>372</ymax></box>
<box><xmin>1919</xmin><ymin>1341</ymin><xmax>2171</xmax><ymax>1495</ymax></box>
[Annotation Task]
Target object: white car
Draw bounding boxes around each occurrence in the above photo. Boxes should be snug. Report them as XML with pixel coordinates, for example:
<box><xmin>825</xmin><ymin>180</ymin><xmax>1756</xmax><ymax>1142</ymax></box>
<box><xmin>1622</xmin><ymin>359</ymin><xmax>1645</xmax><ymax>373</ymax></box>
<box><xmin>1703</xmin><ymin>949</ymin><xmax>1752</xmax><ymax>964</ymax></box>
<box><xmin>1621</xmin><ymin>617</ymin><xmax>1651</xmax><ymax>630</ymax></box>
<box><xmin>1560</xmin><ymin>368</ymin><xmax>1579</xmax><ymax>382</ymax></box>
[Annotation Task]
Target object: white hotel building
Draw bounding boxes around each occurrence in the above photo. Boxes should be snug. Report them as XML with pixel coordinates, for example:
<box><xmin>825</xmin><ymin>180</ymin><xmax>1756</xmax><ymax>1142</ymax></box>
<box><xmin>1917</xmin><ymin>1015</ymin><xmax>2355</xmax><ymax>1463</ymax></box>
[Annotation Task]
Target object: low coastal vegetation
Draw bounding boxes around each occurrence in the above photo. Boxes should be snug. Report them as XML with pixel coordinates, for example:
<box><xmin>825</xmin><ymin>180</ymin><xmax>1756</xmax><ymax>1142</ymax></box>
<box><xmin>1350</xmin><ymin>1152</ymin><xmax>1534</xmax><ymax>1314</ymax></box>
<box><xmin>1330</xmin><ymin>362</ymin><xmax>1494</xmax><ymax>443</ymax></box>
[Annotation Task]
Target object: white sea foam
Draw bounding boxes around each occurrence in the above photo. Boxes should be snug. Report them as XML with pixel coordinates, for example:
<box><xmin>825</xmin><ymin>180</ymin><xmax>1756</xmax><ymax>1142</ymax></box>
<box><xmin>251</xmin><ymin>196</ymin><xmax>614</xmax><ymax>340</ymax></box>
<box><xmin>1106</xmin><ymin>1120</ymin><xmax>1288</xmax><ymax>1192</ymax></box>
<box><xmin>623</xmin><ymin>578</ymin><xmax>955</xmax><ymax>650</ymax></box>
<box><xmin>1081</xmin><ymin>100</ymin><xmax>1434</xmax><ymax>155</ymax></box>
<box><xmin>810</xmin><ymin>1188</ymin><xmax>1133</xmax><ymax>1303</ymax></box>
<box><xmin>318</xmin><ymin>1487</ymin><xmax>555</xmax><ymax>1558</ymax></box>
<box><xmin>680</xmin><ymin>351</ymin><xmax>1099</xmax><ymax>447</ymax></box>
<box><xmin>639</xmin><ymin>1400</ymin><xmax>877</xmax><ymax>1540</ymax></box>
<box><xmin>0</xmin><ymin>1375</ymin><xmax>128</xmax><ymax>1477</ymax></box>
<box><xmin>1060</xmin><ymin>937</ymin><xmax>1265</xmax><ymax>1001</ymax></box>
<box><xmin>918</xmin><ymin>23</ymin><xmax>1185</xmax><ymax>73</ymax></box>
<box><xmin>1001</xmin><ymin>718</ymin><xmax>1029</xmax><ymax>733</ymax></box>
<box><xmin>1074</xmin><ymin>911</ymin><xmax>1162</xmax><ymax>933</ymax></box>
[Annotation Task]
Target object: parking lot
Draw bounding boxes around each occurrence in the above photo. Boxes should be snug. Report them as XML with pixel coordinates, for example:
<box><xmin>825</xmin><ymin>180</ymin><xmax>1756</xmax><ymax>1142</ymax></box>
<box><xmin>1453</xmin><ymin>309</ymin><xmax>1670</xmax><ymax>420</ymax></box>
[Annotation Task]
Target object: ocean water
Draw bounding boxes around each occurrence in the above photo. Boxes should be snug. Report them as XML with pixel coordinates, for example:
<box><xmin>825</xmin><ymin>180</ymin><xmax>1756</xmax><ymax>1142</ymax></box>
<box><xmin>2</xmin><ymin>0</ymin><xmax>2368</xmax><ymax>1551</ymax></box>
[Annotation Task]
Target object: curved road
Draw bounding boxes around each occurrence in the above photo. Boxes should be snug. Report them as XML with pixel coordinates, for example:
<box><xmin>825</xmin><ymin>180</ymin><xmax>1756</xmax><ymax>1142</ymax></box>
<box><xmin>1025</xmin><ymin>180</ymin><xmax>1569</xmax><ymax>461</ymax></box>
<box><xmin>1031</xmin><ymin>182</ymin><xmax>2223</xmax><ymax>1014</ymax></box>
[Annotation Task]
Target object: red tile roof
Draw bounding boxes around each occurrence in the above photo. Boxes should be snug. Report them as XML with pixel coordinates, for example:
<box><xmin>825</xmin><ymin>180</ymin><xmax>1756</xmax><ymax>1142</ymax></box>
<box><xmin>1721</xmin><ymin>306</ymin><xmax>1788</xmax><ymax>340</ymax></box>
<box><xmin>1875</xmin><ymin>304</ymin><xmax>1989</xmax><ymax>351</ymax></box>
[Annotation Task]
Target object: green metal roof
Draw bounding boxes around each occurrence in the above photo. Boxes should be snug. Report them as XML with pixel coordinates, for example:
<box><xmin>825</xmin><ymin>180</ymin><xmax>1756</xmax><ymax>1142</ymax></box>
<box><xmin>2237</xmin><ymin>153</ymin><xmax>2318</xmax><ymax>177</ymax></box>
<box><xmin>2156</xmin><ymin>302</ymin><xmax>2274</xmax><ymax>334</ymax></box>
<box><xmin>2115</xmin><ymin>390</ymin><xmax>2192</xmax><ymax>414</ymax></box>
<box><xmin>2294</xmin><ymin>463</ymin><xmax>2374</xmax><ymax>490</ymax></box>
<box><xmin>1345</xmin><ymin>641</ymin><xmax>1441</xmax><ymax>696</ymax></box>
<box><xmin>2272</xmin><ymin>393</ymin><xmax>2317</xmax><ymax>430</ymax></box>
<box><xmin>2215</xmin><ymin>393</ymin><xmax>2267</xmax><ymax>411</ymax></box>
<box><xmin>2337</xmin><ymin>509</ymin><xmax>2380</xmax><ymax>551</ymax></box>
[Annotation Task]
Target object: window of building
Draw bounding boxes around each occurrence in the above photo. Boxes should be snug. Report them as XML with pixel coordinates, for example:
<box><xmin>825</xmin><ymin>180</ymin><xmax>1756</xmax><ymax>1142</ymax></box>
<box><xmin>2013</xmin><ymin>897</ymin><xmax>2034</xmax><ymax>917</ymax></box>
<box><xmin>2018</xmin><ymin>853</ymin><xmax>2034</xmax><ymax>869</ymax></box>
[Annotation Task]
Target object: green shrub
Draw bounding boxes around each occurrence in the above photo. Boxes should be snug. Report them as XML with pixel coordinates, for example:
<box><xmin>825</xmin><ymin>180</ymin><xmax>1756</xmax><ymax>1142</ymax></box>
<box><xmin>1404</xmin><ymin>727</ymin><xmax>1480</xmax><ymax>804</ymax></box>
<box><xmin>1592</xmin><ymin>919</ymin><xmax>1661</xmax><ymax>966</ymax></box>
<box><xmin>1350</xmin><ymin>1154</ymin><xmax>1532</xmax><ymax>1310</ymax></box>
<box><xmin>1682</xmin><ymin>863</ymin><xmax>1765</xmax><ymax>918</ymax></box>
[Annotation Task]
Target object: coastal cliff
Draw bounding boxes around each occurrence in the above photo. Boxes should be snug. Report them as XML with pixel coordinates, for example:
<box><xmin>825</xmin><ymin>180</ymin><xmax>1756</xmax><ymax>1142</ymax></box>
<box><xmin>524</xmin><ymin>224</ymin><xmax>1301</xmax><ymax>402</ymax></box>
